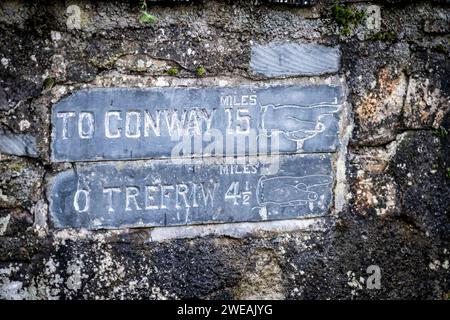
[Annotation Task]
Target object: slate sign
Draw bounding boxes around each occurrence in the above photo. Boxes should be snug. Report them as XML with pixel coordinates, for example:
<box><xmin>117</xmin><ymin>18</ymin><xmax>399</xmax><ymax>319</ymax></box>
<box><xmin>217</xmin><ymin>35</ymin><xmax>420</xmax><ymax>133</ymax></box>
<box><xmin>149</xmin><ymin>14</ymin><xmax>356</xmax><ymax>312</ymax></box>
<box><xmin>49</xmin><ymin>155</ymin><xmax>333</xmax><ymax>229</ymax></box>
<box><xmin>51</xmin><ymin>86</ymin><xmax>343</xmax><ymax>162</ymax></box>
<box><xmin>49</xmin><ymin>85</ymin><xmax>342</xmax><ymax>229</ymax></box>
<box><xmin>250</xmin><ymin>43</ymin><xmax>340</xmax><ymax>77</ymax></box>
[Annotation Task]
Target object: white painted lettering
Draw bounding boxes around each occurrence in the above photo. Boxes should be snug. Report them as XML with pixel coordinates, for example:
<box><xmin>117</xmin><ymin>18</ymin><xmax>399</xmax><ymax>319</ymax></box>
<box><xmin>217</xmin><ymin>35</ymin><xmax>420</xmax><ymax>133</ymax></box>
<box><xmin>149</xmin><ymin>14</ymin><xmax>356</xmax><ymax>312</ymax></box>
<box><xmin>105</xmin><ymin>111</ymin><xmax>122</xmax><ymax>138</ymax></box>
<box><xmin>78</xmin><ymin>112</ymin><xmax>94</xmax><ymax>139</ymax></box>
<box><xmin>103</xmin><ymin>187</ymin><xmax>121</xmax><ymax>212</ymax></box>
<box><xmin>57</xmin><ymin>112</ymin><xmax>76</xmax><ymax>139</ymax></box>
<box><xmin>125</xmin><ymin>111</ymin><xmax>141</xmax><ymax>138</ymax></box>
<box><xmin>74</xmin><ymin>189</ymin><xmax>89</xmax><ymax>212</ymax></box>
<box><xmin>145</xmin><ymin>185</ymin><xmax>159</xmax><ymax>210</ymax></box>
<box><xmin>144</xmin><ymin>110</ymin><xmax>161</xmax><ymax>137</ymax></box>
<box><xmin>125</xmin><ymin>186</ymin><xmax>141</xmax><ymax>211</ymax></box>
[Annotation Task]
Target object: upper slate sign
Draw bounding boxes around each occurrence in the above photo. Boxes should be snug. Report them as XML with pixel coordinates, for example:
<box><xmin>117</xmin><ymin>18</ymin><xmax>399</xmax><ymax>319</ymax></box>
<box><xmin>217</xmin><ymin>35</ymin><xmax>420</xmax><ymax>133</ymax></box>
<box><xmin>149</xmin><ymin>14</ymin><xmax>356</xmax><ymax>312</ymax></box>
<box><xmin>51</xmin><ymin>85</ymin><xmax>343</xmax><ymax>162</ymax></box>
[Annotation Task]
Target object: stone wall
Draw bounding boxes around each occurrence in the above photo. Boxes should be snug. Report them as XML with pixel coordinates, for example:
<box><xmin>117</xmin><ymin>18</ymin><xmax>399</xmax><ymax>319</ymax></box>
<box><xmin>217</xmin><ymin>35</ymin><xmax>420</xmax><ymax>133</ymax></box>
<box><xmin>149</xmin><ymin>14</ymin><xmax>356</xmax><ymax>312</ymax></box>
<box><xmin>0</xmin><ymin>0</ymin><xmax>449</xmax><ymax>299</ymax></box>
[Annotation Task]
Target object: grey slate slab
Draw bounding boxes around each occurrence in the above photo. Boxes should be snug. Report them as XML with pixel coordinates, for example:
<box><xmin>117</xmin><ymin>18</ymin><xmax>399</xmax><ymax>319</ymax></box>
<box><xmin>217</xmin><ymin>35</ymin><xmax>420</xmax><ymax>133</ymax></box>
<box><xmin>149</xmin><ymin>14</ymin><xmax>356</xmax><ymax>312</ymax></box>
<box><xmin>250</xmin><ymin>43</ymin><xmax>341</xmax><ymax>77</ymax></box>
<box><xmin>48</xmin><ymin>154</ymin><xmax>334</xmax><ymax>229</ymax></box>
<box><xmin>0</xmin><ymin>128</ymin><xmax>38</xmax><ymax>157</ymax></box>
<box><xmin>51</xmin><ymin>85</ymin><xmax>343</xmax><ymax>162</ymax></box>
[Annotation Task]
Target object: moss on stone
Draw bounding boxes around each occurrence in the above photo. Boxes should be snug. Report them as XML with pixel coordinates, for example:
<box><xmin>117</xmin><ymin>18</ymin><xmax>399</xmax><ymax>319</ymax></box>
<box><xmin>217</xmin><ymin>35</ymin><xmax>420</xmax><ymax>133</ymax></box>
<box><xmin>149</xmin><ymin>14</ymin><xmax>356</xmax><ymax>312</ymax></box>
<box><xmin>434</xmin><ymin>126</ymin><xmax>448</xmax><ymax>138</ymax></box>
<box><xmin>331</xmin><ymin>3</ymin><xmax>365</xmax><ymax>36</ymax></box>
<box><xmin>139</xmin><ymin>11</ymin><xmax>157</xmax><ymax>24</ymax></box>
<box><xmin>7</xmin><ymin>161</ymin><xmax>26</xmax><ymax>172</ymax></box>
<box><xmin>139</xmin><ymin>0</ymin><xmax>157</xmax><ymax>24</ymax></box>
<box><xmin>166</xmin><ymin>67</ymin><xmax>178</xmax><ymax>76</ymax></box>
<box><xmin>196</xmin><ymin>66</ymin><xmax>206</xmax><ymax>77</ymax></box>
<box><xmin>368</xmin><ymin>31</ymin><xmax>397</xmax><ymax>42</ymax></box>
<box><xmin>42</xmin><ymin>77</ymin><xmax>55</xmax><ymax>91</ymax></box>
<box><xmin>433</xmin><ymin>44</ymin><xmax>447</xmax><ymax>53</ymax></box>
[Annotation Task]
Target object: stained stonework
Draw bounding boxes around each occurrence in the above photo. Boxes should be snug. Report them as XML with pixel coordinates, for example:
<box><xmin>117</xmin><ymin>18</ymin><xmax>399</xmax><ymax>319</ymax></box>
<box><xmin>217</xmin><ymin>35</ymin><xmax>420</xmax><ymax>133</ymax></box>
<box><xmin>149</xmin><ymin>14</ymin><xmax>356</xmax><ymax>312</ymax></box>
<box><xmin>0</xmin><ymin>0</ymin><xmax>449</xmax><ymax>300</ymax></box>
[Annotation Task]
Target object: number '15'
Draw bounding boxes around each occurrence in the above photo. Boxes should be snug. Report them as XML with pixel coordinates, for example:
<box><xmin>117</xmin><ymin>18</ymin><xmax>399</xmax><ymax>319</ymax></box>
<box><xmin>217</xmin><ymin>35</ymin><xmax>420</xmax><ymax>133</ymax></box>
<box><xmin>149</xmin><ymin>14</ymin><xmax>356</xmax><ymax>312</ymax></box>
<box><xmin>225</xmin><ymin>107</ymin><xmax>250</xmax><ymax>134</ymax></box>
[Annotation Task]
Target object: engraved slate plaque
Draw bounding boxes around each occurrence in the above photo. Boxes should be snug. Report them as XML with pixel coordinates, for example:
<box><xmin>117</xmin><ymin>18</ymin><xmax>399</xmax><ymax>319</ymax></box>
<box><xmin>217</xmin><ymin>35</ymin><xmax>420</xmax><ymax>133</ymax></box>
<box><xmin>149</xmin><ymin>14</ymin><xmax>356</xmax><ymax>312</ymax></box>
<box><xmin>250</xmin><ymin>43</ymin><xmax>341</xmax><ymax>77</ymax></box>
<box><xmin>48</xmin><ymin>154</ymin><xmax>334</xmax><ymax>229</ymax></box>
<box><xmin>51</xmin><ymin>86</ymin><xmax>343</xmax><ymax>162</ymax></box>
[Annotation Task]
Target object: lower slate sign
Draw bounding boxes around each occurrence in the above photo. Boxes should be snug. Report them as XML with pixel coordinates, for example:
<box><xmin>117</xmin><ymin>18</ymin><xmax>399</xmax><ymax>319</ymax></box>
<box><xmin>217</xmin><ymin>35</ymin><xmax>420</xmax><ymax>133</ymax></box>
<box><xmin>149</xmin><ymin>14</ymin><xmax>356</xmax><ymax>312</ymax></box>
<box><xmin>48</xmin><ymin>154</ymin><xmax>334</xmax><ymax>229</ymax></box>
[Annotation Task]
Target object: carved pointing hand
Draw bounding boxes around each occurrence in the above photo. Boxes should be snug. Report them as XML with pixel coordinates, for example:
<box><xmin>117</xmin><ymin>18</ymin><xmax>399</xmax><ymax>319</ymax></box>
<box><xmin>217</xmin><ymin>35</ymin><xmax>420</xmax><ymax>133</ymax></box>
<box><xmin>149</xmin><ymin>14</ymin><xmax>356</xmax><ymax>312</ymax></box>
<box><xmin>256</xmin><ymin>175</ymin><xmax>333</xmax><ymax>207</ymax></box>
<box><xmin>260</xmin><ymin>104</ymin><xmax>341</xmax><ymax>149</ymax></box>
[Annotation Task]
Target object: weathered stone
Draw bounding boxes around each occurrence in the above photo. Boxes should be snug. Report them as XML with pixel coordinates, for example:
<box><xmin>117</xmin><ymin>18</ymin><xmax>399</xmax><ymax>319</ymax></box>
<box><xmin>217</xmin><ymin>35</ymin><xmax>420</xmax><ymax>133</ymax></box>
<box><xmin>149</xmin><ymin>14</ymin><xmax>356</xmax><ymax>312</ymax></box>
<box><xmin>424</xmin><ymin>9</ymin><xmax>450</xmax><ymax>34</ymax></box>
<box><xmin>403</xmin><ymin>76</ymin><xmax>450</xmax><ymax>129</ymax></box>
<box><xmin>51</xmin><ymin>85</ymin><xmax>343</xmax><ymax>161</ymax></box>
<box><xmin>387</xmin><ymin>131</ymin><xmax>450</xmax><ymax>242</ymax></box>
<box><xmin>353</xmin><ymin>69</ymin><xmax>407</xmax><ymax>145</ymax></box>
<box><xmin>0</xmin><ymin>208</ymin><xmax>33</xmax><ymax>236</ymax></box>
<box><xmin>250</xmin><ymin>43</ymin><xmax>341</xmax><ymax>77</ymax></box>
<box><xmin>235</xmin><ymin>250</ymin><xmax>284</xmax><ymax>299</ymax></box>
<box><xmin>0</xmin><ymin>157</ymin><xmax>44</xmax><ymax>209</ymax></box>
<box><xmin>351</xmin><ymin>171</ymin><xmax>400</xmax><ymax>217</ymax></box>
<box><xmin>364</xmin><ymin>5</ymin><xmax>381</xmax><ymax>33</ymax></box>
<box><xmin>0</xmin><ymin>10</ymin><xmax>54</xmax><ymax>110</ymax></box>
<box><xmin>0</xmin><ymin>88</ymin><xmax>7</xmax><ymax>111</ymax></box>
<box><xmin>260</xmin><ymin>0</ymin><xmax>317</xmax><ymax>6</ymax></box>
<box><xmin>48</xmin><ymin>154</ymin><xmax>334</xmax><ymax>229</ymax></box>
<box><xmin>114</xmin><ymin>54</ymin><xmax>171</xmax><ymax>74</ymax></box>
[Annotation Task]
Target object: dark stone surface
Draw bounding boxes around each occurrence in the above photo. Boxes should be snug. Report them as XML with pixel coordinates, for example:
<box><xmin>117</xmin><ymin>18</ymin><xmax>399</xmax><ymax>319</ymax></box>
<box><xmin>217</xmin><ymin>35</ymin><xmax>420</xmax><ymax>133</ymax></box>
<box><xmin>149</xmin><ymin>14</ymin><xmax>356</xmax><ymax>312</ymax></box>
<box><xmin>0</xmin><ymin>18</ymin><xmax>54</xmax><ymax>111</ymax></box>
<box><xmin>387</xmin><ymin>131</ymin><xmax>450</xmax><ymax>243</ymax></box>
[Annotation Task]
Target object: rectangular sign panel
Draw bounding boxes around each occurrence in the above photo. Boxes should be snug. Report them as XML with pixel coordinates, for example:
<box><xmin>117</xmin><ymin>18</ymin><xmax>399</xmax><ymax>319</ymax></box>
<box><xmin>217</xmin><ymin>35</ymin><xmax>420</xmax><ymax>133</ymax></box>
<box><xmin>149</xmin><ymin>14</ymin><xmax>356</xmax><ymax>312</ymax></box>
<box><xmin>48</xmin><ymin>154</ymin><xmax>334</xmax><ymax>229</ymax></box>
<box><xmin>51</xmin><ymin>86</ymin><xmax>343</xmax><ymax>162</ymax></box>
<box><xmin>250</xmin><ymin>43</ymin><xmax>340</xmax><ymax>77</ymax></box>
